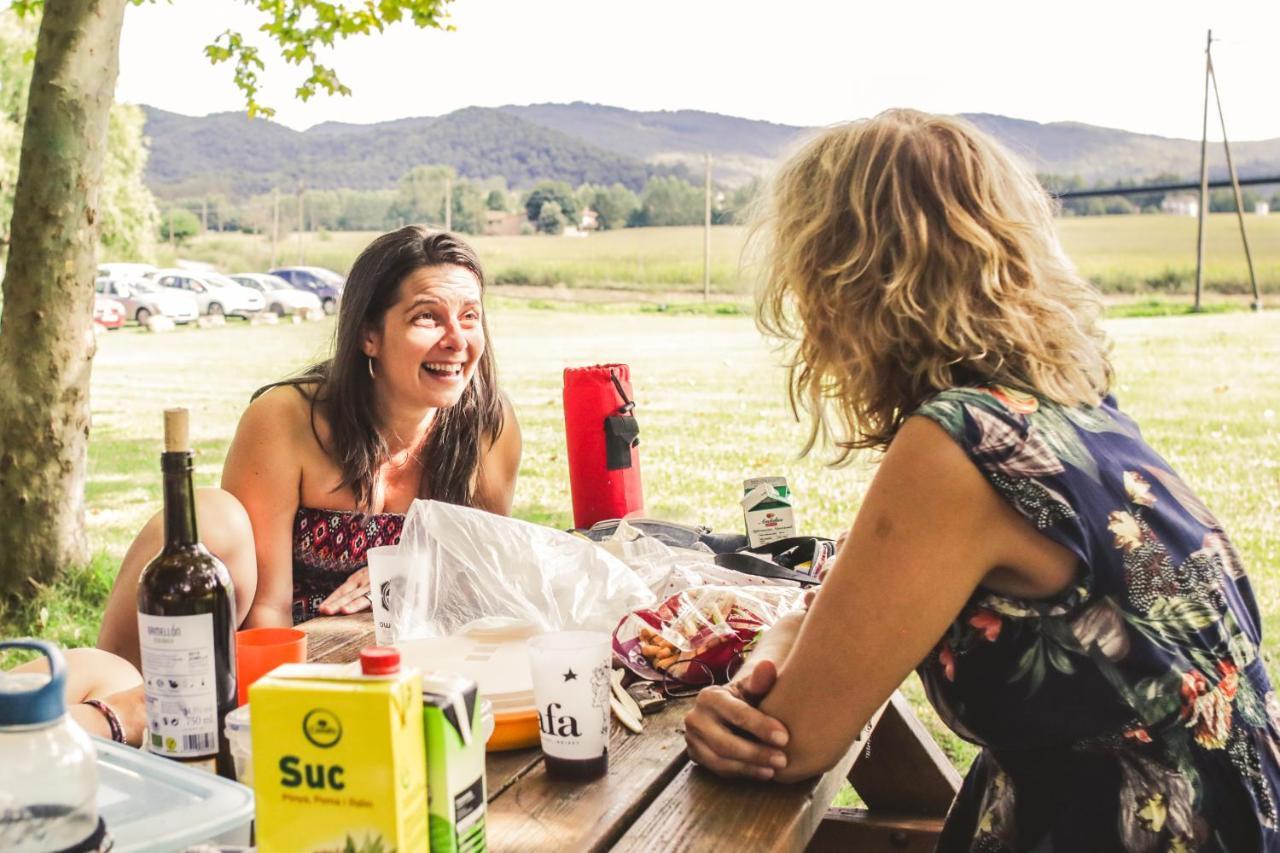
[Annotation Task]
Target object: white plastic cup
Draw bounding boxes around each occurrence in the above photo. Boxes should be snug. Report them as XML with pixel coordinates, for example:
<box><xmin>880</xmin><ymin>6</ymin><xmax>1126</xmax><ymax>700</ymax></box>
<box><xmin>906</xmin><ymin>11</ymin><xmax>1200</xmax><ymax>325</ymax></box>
<box><xmin>527</xmin><ymin>631</ymin><xmax>611</xmax><ymax>780</ymax></box>
<box><xmin>365</xmin><ymin>545</ymin><xmax>415</xmax><ymax>645</ymax></box>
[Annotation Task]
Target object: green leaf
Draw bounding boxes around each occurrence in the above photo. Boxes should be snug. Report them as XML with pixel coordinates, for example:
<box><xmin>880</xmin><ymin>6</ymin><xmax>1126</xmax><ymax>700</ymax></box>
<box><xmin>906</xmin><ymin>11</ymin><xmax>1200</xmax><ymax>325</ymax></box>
<box><xmin>1146</xmin><ymin>596</ymin><xmax>1220</xmax><ymax>637</ymax></box>
<box><xmin>1046</xmin><ymin>642</ymin><xmax>1077</xmax><ymax>676</ymax></box>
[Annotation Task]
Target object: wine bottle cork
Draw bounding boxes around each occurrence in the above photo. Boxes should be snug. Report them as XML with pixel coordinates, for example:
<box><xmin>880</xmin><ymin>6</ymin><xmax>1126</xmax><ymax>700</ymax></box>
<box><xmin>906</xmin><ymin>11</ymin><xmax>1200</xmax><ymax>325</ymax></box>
<box><xmin>164</xmin><ymin>407</ymin><xmax>190</xmax><ymax>453</ymax></box>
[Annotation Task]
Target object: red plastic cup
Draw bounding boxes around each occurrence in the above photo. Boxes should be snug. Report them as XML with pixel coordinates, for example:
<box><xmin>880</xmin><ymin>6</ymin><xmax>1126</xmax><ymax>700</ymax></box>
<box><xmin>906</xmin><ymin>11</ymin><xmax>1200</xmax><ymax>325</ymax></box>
<box><xmin>236</xmin><ymin>627</ymin><xmax>308</xmax><ymax>706</ymax></box>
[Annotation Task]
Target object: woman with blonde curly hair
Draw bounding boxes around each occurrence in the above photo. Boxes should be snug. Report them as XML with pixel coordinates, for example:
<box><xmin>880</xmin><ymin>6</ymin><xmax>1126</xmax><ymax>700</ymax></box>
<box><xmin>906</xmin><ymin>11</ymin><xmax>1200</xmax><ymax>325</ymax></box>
<box><xmin>684</xmin><ymin>110</ymin><xmax>1280</xmax><ymax>851</ymax></box>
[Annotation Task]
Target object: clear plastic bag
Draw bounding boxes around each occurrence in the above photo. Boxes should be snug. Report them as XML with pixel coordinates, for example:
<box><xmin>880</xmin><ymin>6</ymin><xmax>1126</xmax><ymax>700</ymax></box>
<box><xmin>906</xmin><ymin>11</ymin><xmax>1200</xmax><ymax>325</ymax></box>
<box><xmin>612</xmin><ymin>585</ymin><xmax>806</xmax><ymax>684</ymax></box>
<box><xmin>390</xmin><ymin>500</ymin><xmax>655</xmax><ymax>640</ymax></box>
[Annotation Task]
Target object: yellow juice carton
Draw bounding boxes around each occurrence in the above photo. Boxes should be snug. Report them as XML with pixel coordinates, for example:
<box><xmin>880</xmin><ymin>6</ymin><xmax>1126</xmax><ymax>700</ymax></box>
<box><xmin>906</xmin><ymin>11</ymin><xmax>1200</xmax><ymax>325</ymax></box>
<box><xmin>250</xmin><ymin>647</ymin><xmax>428</xmax><ymax>853</ymax></box>
<box><xmin>422</xmin><ymin>673</ymin><xmax>487</xmax><ymax>852</ymax></box>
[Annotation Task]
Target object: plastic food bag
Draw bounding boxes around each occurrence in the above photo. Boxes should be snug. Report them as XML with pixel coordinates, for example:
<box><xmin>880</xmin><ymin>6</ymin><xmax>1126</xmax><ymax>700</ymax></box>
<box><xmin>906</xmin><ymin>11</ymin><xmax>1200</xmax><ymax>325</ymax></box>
<box><xmin>391</xmin><ymin>500</ymin><xmax>655</xmax><ymax>640</ymax></box>
<box><xmin>612</xmin><ymin>585</ymin><xmax>806</xmax><ymax>684</ymax></box>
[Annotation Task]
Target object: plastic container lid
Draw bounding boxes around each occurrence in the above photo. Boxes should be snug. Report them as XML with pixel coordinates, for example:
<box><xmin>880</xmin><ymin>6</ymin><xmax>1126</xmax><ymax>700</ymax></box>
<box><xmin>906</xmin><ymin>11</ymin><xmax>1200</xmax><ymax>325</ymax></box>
<box><xmin>224</xmin><ymin>703</ymin><xmax>250</xmax><ymax>735</ymax></box>
<box><xmin>94</xmin><ymin>736</ymin><xmax>254</xmax><ymax>852</ymax></box>
<box><xmin>360</xmin><ymin>646</ymin><xmax>401</xmax><ymax>675</ymax></box>
<box><xmin>396</xmin><ymin>626</ymin><xmax>535</xmax><ymax>714</ymax></box>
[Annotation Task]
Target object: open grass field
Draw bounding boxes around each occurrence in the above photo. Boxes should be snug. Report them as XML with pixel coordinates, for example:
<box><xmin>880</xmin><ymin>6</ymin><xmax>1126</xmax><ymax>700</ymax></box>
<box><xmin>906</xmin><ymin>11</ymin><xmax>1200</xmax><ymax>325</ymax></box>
<box><xmin>156</xmin><ymin>213</ymin><xmax>1280</xmax><ymax>299</ymax></box>
<box><xmin>2</xmin><ymin>305</ymin><xmax>1277</xmax><ymax>773</ymax></box>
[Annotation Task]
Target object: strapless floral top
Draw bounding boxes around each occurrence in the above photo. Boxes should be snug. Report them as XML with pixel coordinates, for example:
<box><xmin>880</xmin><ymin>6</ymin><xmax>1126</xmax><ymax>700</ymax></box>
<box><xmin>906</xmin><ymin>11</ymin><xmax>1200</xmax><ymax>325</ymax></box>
<box><xmin>291</xmin><ymin>506</ymin><xmax>404</xmax><ymax>624</ymax></box>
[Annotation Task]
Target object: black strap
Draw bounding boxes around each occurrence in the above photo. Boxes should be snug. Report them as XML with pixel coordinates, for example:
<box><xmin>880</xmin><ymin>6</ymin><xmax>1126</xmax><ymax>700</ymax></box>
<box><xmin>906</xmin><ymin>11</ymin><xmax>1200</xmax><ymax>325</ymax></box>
<box><xmin>609</xmin><ymin>370</ymin><xmax>636</xmax><ymax>414</ymax></box>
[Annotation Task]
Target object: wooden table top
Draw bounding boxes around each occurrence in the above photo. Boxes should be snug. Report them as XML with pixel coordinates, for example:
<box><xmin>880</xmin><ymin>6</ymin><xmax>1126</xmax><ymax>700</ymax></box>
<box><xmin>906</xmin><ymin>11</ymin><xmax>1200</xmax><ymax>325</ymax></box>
<box><xmin>299</xmin><ymin>613</ymin><xmax>873</xmax><ymax>852</ymax></box>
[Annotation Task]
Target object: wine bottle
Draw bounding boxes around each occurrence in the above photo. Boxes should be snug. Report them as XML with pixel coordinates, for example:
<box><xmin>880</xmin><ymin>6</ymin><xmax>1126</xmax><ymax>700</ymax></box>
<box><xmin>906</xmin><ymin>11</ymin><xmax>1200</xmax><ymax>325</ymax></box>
<box><xmin>137</xmin><ymin>407</ymin><xmax>237</xmax><ymax>778</ymax></box>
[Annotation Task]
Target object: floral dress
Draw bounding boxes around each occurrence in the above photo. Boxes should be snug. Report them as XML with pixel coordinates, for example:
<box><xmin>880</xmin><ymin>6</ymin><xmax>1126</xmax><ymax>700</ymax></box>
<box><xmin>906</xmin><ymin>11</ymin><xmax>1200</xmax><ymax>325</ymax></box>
<box><xmin>291</xmin><ymin>507</ymin><xmax>405</xmax><ymax>624</ymax></box>
<box><xmin>914</xmin><ymin>386</ymin><xmax>1280</xmax><ymax>852</ymax></box>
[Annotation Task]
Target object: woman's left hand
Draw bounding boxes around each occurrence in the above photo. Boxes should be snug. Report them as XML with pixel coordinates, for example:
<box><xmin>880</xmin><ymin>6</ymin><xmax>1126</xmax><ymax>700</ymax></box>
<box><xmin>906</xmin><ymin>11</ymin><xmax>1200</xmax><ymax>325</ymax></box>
<box><xmin>685</xmin><ymin>660</ymin><xmax>790</xmax><ymax>780</ymax></box>
<box><xmin>318</xmin><ymin>566</ymin><xmax>373</xmax><ymax>615</ymax></box>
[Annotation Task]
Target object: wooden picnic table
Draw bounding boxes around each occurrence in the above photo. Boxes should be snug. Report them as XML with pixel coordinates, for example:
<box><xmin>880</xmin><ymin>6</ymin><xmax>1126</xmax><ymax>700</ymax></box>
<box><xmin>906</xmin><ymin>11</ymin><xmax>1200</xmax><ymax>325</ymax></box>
<box><xmin>300</xmin><ymin>613</ymin><xmax>962</xmax><ymax>852</ymax></box>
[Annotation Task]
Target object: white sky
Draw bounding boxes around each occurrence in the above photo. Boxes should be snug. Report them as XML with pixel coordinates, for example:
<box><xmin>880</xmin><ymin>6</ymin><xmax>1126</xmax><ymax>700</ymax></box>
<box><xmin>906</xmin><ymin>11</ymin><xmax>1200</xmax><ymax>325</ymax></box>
<box><xmin>115</xmin><ymin>0</ymin><xmax>1280</xmax><ymax>140</ymax></box>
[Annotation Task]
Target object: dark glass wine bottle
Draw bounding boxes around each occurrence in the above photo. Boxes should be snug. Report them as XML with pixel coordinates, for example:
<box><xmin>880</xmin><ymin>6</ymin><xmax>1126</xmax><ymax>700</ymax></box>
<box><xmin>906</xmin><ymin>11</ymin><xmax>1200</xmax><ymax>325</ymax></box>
<box><xmin>136</xmin><ymin>408</ymin><xmax>237</xmax><ymax>779</ymax></box>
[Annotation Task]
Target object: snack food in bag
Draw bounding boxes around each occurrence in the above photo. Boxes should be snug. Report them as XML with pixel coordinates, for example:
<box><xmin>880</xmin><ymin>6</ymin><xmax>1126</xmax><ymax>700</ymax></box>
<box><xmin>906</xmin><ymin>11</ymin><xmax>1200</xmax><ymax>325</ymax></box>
<box><xmin>612</xmin><ymin>585</ymin><xmax>805</xmax><ymax>684</ymax></box>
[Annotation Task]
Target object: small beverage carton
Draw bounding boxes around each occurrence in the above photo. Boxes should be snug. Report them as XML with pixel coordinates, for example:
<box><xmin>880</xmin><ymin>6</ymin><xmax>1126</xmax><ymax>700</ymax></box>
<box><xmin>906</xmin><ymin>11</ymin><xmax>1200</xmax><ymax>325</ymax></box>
<box><xmin>250</xmin><ymin>648</ymin><xmax>427</xmax><ymax>853</ymax></box>
<box><xmin>742</xmin><ymin>476</ymin><xmax>796</xmax><ymax>548</ymax></box>
<box><xmin>423</xmin><ymin>673</ymin><xmax>488</xmax><ymax>852</ymax></box>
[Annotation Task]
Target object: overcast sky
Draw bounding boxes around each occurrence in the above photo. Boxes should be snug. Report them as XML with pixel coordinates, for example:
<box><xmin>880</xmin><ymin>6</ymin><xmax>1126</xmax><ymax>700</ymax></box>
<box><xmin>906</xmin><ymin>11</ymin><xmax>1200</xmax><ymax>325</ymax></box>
<box><xmin>115</xmin><ymin>0</ymin><xmax>1280</xmax><ymax>140</ymax></box>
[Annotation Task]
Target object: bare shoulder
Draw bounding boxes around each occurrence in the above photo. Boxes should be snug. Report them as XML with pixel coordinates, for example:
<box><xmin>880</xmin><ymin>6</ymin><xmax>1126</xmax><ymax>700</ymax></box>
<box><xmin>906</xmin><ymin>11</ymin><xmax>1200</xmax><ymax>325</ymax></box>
<box><xmin>238</xmin><ymin>383</ymin><xmax>324</xmax><ymax>445</ymax></box>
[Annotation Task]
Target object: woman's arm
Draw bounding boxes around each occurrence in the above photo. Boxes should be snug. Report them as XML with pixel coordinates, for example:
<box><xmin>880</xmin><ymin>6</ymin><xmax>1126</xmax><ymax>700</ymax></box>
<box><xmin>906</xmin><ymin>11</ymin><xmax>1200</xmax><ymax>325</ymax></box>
<box><xmin>759</xmin><ymin>416</ymin><xmax>1010</xmax><ymax>783</ymax></box>
<box><xmin>221</xmin><ymin>388</ymin><xmax>305</xmax><ymax>628</ymax></box>
<box><xmin>473</xmin><ymin>393</ymin><xmax>522</xmax><ymax>515</ymax></box>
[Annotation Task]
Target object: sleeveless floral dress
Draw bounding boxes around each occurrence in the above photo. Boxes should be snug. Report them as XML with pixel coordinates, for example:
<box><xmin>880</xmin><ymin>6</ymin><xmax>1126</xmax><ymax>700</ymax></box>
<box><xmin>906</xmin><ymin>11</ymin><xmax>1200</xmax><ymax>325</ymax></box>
<box><xmin>291</xmin><ymin>507</ymin><xmax>404</xmax><ymax>624</ymax></box>
<box><xmin>913</xmin><ymin>386</ymin><xmax>1280</xmax><ymax>852</ymax></box>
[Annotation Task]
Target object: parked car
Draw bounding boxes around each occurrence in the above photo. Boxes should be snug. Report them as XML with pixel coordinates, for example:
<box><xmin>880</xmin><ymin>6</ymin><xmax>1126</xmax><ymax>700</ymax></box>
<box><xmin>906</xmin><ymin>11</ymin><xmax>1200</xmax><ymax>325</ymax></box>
<box><xmin>98</xmin><ymin>261</ymin><xmax>157</xmax><ymax>282</ymax></box>
<box><xmin>95</xmin><ymin>276</ymin><xmax>199</xmax><ymax>325</ymax></box>
<box><xmin>147</xmin><ymin>269</ymin><xmax>265</xmax><ymax>318</ymax></box>
<box><xmin>230</xmin><ymin>273</ymin><xmax>323</xmax><ymax>317</ymax></box>
<box><xmin>92</xmin><ymin>294</ymin><xmax>125</xmax><ymax>330</ymax></box>
<box><xmin>268</xmin><ymin>266</ymin><xmax>344</xmax><ymax>315</ymax></box>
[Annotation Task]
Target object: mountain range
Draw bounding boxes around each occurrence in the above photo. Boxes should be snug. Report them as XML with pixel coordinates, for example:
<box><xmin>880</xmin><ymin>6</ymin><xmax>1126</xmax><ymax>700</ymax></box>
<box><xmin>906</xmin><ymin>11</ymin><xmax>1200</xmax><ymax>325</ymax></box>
<box><xmin>140</xmin><ymin>102</ymin><xmax>1280</xmax><ymax>200</ymax></box>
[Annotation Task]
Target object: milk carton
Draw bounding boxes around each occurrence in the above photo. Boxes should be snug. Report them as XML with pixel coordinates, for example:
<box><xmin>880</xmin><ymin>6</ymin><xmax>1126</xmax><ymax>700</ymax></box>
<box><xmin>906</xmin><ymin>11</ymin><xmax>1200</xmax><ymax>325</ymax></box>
<box><xmin>423</xmin><ymin>673</ymin><xmax>488</xmax><ymax>852</ymax></box>
<box><xmin>250</xmin><ymin>647</ymin><xmax>428</xmax><ymax>853</ymax></box>
<box><xmin>742</xmin><ymin>476</ymin><xmax>796</xmax><ymax>548</ymax></box>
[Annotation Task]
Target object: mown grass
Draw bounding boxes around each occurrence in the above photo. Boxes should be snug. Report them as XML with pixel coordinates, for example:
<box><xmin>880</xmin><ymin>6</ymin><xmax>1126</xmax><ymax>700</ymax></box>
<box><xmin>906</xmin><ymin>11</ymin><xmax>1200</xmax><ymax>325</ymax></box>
<box><xmin>153</xmin><ymin>213</ymin><xmax>1280</xmax><ymax>298</ymax></box>
<box><xmin>2</xmin><ymin>307</ymin><xmax>1278</xmax><ymax>779</ymax></box>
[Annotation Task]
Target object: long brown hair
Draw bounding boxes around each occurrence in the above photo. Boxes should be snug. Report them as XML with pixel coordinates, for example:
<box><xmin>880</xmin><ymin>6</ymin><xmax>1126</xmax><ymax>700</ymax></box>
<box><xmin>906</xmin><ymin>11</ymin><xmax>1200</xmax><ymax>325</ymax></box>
<box><xmin>257</xmin><ymin>227</ymin><xmax>504</xmax><ymax>509</ymax></box>
<box><xmin>754</xmin><ymin>109</ymin><xmax>1112</xmax><ymax>461</ymax></box>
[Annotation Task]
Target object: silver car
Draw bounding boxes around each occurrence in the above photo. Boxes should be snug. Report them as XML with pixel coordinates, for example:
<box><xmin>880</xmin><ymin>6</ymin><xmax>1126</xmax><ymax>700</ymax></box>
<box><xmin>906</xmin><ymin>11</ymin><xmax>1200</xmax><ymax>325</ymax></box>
<box><xmin>231</xmin><ymin>273</ymin><xmax>323</xmax><ymax>317</ymax></box>
<box><xmin>95</xmin><ymin>276</ymin><xmax>199</xmax><ymax>325</ymax></box>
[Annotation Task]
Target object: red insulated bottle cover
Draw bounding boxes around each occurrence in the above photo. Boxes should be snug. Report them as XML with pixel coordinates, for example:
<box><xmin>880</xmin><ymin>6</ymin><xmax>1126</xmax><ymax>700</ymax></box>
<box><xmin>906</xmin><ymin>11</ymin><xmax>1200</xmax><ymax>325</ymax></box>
<box><xmin>563</xmin><ymin>364</ymin><xmax>644</xmax><ymax>529</ymax></box>
<box><xmin>360</xmin><ymin>646</ymin><xmax>401</xmax><ymax>675</ymax></box>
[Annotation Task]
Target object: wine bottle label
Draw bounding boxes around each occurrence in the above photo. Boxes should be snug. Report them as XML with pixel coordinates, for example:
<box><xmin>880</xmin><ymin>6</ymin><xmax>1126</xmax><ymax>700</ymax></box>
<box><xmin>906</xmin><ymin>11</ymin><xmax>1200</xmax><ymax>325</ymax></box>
<box><xmin>138</xmin><ymin>612</ymin><xmax>220</xmax><ymax>758</ymax></box>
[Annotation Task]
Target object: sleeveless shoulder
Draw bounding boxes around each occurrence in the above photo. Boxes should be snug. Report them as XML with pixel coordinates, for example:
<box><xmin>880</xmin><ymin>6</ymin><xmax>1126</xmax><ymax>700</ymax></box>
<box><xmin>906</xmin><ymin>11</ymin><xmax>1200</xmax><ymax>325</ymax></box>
<box><xmin>913</xmin><ymin>386</ymin><xmax>1101</xmax><ymax>589</ymax></box>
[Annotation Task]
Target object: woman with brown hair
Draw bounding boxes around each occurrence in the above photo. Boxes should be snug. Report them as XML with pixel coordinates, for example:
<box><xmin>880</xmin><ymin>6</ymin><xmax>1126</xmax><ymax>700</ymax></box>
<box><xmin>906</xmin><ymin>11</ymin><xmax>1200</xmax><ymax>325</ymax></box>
<box><xmin>97</xmin><ymin>226</ymin><xmax>521</xmax><ymax>665</ymax></box>
<box><xmin>684</xmin><ymin>111</ymin><xmax>1279</xmax><ymax>851</ymax></box>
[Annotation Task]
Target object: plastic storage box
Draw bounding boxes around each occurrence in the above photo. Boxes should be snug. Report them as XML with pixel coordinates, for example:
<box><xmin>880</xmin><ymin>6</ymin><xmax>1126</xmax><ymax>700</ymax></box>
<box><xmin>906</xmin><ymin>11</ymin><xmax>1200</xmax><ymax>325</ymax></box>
<box><xmin>94</xmin><ymin>737</ymin><xmax>255</xmax><ymax>851</ymax></box>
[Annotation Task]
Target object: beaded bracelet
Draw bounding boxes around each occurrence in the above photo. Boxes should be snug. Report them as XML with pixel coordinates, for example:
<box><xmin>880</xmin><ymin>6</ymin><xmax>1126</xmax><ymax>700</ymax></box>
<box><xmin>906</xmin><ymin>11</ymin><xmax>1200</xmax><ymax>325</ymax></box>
<box><xmin>83</xmin><ymin>699</ymin><xmax>125</xmax><ymax>743</ymax></box>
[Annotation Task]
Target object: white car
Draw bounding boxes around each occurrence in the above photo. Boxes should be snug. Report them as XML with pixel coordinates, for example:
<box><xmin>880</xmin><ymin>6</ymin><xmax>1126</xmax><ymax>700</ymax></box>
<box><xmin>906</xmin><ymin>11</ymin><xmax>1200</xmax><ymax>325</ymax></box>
<box><xmin>98</xmin><ymin>261</ymin><xmax>157</xmax><ymax>282</ymax></box>
<box><xmin>231</xmin><ymin>273</ymin><xmax>323</xmax><ymax>317</ymax></box>
<box><xmin>147</xmin><ymin>269</ymin><xmax>265</xmax><ymax>318</ymax></box>
<box><xmin>95</xmin><ymin>276</ymin><xmax>199</xmax><ymax>325</ymax></box>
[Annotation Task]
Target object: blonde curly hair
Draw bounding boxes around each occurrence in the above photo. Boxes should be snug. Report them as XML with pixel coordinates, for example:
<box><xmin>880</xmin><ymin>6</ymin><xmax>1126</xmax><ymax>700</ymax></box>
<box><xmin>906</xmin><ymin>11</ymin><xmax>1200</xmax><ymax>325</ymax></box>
<box><xmin>755</xmin><ymin>109</ymin><xmax>1113</xmax><ymax>461</ymax></box>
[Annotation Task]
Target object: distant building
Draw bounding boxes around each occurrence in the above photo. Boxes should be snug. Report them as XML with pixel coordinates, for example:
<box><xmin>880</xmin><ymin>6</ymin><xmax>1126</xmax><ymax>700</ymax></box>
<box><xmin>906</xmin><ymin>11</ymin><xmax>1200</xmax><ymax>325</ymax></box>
<box><xmin>1162</xmin><ymin>193</ymin><xmax>1199</xmax><ymax>217</ymax></box>
<box><xmin>580</xmin><ymin>207</ymin><xmax>599</xmax><ymax>231</ymax></box>
<box><xmin>483</xmin><ymin>210</ymin><xmax>525</xmax><ymax>236</ymax></box>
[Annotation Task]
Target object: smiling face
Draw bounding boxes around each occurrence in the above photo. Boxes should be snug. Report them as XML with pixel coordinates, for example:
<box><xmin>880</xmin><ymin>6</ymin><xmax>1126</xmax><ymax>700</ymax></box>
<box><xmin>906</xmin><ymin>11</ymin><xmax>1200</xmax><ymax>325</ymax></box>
<box><xmin>362</xmin><ymin>264</ymin><xmax>486</xmax><ymax>413</ymax></box>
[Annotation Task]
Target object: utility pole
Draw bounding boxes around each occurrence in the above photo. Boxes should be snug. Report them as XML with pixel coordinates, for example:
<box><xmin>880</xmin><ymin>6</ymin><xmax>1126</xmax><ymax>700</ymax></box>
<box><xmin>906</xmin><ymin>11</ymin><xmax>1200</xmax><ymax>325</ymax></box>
<box><xmin>1208</xmin><ymin>47</ymin><xmax>1261</xmax><ymax>310</ymax></box>
<box><xmin>445</xmin><ymin>176</ymin><xmax>453</xmax><ymax>232</ymax></box>
<box><xmin>271</xmin><ymin>189</ymin><xmax>280</xmax><ymax>270</ymax></box>
<box><xmin>703</xmin><ymin>153</ymin><xmax>712</xmax><ymax>302</ymax></box>
<box><xmin>1193</xmin><ymin>29</ymin><xmax>1261</xmax><ymax>312</ymax></box>
<box><xmin>297</xmin><ymin>181</ymin><xmax>306</xmax><ymax>264</ymax></box>
<box><xmin>1193</xmin><ymin>29</ymin><xmax>1211</xmax><ymax>313</ymax></box>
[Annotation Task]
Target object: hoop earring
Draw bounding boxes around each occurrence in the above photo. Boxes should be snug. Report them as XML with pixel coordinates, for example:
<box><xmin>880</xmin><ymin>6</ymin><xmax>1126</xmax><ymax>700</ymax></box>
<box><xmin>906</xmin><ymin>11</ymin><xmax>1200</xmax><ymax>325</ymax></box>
<box><xmin>367</xmin><ymin>356</ymin><xmax>376</xmax><ymax>380</ymax></box>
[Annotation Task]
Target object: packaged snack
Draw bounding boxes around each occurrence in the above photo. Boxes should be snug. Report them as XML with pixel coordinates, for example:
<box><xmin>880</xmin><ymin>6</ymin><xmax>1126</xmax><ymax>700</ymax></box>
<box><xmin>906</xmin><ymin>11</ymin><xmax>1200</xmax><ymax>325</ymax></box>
<box><xmin>612</xmin><ymin>585</ymin><xmax>805</xmax><ymax>684</ymax></box>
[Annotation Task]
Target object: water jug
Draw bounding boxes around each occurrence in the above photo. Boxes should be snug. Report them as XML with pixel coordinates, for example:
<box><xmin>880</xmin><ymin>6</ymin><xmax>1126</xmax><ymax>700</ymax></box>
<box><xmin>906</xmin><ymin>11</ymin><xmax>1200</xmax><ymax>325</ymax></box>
<box><xmin>563</xmin><ymin>363</ymin><xmax>644</xmax><ymax>529</ymax></box>
<box><xmin>0</xmin><ymin>639</ymin><xmax>106</xmax><ymax>851</ymax></box>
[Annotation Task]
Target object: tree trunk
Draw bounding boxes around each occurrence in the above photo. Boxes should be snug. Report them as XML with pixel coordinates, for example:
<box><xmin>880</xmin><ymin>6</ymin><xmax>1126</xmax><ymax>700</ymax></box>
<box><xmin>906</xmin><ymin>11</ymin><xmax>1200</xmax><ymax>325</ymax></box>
<box><xmin>0</xmin><ymin>0</ymin><xmax>127</xmax><ymax>596</ymax></box>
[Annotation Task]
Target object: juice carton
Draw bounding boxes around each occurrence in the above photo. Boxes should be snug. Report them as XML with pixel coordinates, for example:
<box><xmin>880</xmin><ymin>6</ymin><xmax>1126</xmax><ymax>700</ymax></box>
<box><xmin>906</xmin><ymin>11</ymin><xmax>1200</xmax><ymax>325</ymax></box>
<box><xmin>742</xmin><ymin>476</ymin><xmax>796</xmax><ymax>548</ymax></box>
<box><xmin>250</xmin><ymin>647</ymin><xmax>428</xmax><ymax>853</ymax></box>
<box><xmin>422</xmin><ymin>673</ymin><xmax>487</xmax><ymax>852</ymax></box>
